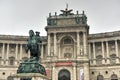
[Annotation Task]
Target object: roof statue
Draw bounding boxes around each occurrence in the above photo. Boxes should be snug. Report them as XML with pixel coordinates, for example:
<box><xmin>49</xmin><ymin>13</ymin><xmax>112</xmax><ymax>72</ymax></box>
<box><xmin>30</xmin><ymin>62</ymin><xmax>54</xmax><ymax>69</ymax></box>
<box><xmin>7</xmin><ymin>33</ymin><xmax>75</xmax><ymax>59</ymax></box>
<box><xmin>46</xmin><ymin>5</ymin><xmax>88</xmax><ymax>27</ymax></box>
<box><xmin>60</xmin><ymin>4</ymin><xmax>74</xmax><ymax>16</ymax></box>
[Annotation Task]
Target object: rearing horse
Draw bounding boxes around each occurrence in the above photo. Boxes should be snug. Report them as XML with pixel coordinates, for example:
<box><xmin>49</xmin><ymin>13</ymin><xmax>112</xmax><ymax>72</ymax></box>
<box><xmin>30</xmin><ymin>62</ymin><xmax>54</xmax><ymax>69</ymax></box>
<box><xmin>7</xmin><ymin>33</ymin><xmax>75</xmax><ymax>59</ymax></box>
<box><xmin>25</xmin><ymin>30</ymin><xmax>40</xmax><ymax>61</ymax></box>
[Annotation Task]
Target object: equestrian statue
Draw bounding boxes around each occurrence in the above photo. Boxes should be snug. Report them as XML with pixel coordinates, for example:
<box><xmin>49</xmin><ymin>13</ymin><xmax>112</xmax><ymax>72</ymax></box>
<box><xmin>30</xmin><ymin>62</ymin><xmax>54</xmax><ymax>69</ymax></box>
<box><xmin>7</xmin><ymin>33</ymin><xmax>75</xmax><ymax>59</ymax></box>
<box><xmin>17</xmin><ymin>30</ymin><xmax>46</xmax><ymax>75</ymax></box>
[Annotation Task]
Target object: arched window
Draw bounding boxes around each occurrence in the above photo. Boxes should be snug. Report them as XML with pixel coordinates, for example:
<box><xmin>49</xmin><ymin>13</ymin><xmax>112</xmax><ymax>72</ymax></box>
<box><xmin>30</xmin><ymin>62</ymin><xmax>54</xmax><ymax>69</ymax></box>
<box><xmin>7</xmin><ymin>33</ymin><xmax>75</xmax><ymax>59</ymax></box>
<box><xmin>96</xmin><ymin>55</ymin><xmax>102</xmax><ymax>65</ymax></box>
<box><xmin>9</xmin><ymin>57</ymin><xmax>15</xmax><ymax>65</ymax></box>
<box><xmin>111</xmin><ymin>74</ymin><xmax>118</xmax><ymax>80</ymax></box>
<box><xmin>110</xmin><ymin>54</ymin><xmax>116</xmax><ymax>64</ymax></box>
<box><xmin>63</xmin><ymin>38</ymin><xmax>73</xmax><ymax>44</ymax></box>
<box><xmin>97</xmin><ymin>75</ymin><xmax>104</xmax><ymax>80</ymax></box>
<box><xmin>7</xmin><ymin>76</ymin><xmax>13</xmax><ymax>80</ymax></box>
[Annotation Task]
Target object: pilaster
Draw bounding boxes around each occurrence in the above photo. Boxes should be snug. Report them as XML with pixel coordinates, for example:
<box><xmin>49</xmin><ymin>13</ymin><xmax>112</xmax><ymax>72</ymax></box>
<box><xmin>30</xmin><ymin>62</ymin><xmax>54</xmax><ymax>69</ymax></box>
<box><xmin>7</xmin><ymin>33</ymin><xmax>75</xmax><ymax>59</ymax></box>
<box><xmin>15</xmin><ymin>44</ymin><xmax>18</xmax><ymax>65</ymax></box>
<box><xmin>101</xmin><ymin>42</ymin><xmax>105</xmax><ymax>64</ymax></box>
<box><xmin>77</xmin><ymin>32</ymin><xmax>80</xmax><ymax>56</ymax></box>
<box><xmin>83</xmin><ymin>32</ymin><xmax>87</xmax><ymax>55</ymax></box>
<box><xmin>84</xmin><ymin>63</ymin><xmax>90</xmax><ymax>80</ymax></box>
<box><xmin>52</xmin><ymin>65</ymin><xmax>55</xmax><ymax>80</ymax></box>
<box><xmin>20</xmin><ymin>44</ymin><xmax>23</xmax><ymax>60</ymax></box>
<box><xmin>115</xmin><ymin>40</ymin><xmax>119</xmax><ymax>63</ymax></box>
<box><xmin>47</xmin><ymin>33</ymin><xmax>50</xmax><ymax>56</ymax></box>
<box><xmin>73</xmin><ymin>63</ymin><xmax>76</xmax><ymax>80</ymax></box>
<box><xmin>6</xmin><ymin>43</ymin><xmax>9</xmax><ymax>65</ymax></box>
<box><xmin>93</xmin><ymin>42</ymin><xmax>96</xmax><ymax>64</ymax></box>
<box><xmin>54</xmin><ymin>33</ymin><xmax>57</xmax><ymax>56</ymax></box>
<box><xmin>1</xmin><ymin>43</ymin><xmax>5</xmax><ymax>65</ymax></box>
<box><xmin>88</xmin><ymin>43</ymin><xmax>92</xmax><ymax>64</ymax></box>
<box><xmin>106</xmin><ymin>41</ymin><xmax>110</xmax><ymax>64</ymax></box>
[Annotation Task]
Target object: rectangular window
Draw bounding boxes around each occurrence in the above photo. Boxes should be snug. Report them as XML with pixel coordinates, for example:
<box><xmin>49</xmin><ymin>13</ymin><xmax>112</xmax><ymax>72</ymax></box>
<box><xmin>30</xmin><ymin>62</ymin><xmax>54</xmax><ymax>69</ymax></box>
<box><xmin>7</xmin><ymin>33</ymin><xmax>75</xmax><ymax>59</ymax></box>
<box><xmin>80</xmin><ymin>68</ymin><xmax>84</xmax><ymax>80</ymax></box>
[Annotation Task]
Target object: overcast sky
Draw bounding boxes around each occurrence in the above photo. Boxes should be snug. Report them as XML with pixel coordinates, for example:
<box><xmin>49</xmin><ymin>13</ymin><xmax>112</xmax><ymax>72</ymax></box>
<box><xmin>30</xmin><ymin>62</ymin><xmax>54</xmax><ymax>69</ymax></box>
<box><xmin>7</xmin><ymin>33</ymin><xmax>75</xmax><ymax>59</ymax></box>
<box><xmin>0</xmin><ymin>0</ymin><xmax>120</xmax><ymax>36</ymax></box>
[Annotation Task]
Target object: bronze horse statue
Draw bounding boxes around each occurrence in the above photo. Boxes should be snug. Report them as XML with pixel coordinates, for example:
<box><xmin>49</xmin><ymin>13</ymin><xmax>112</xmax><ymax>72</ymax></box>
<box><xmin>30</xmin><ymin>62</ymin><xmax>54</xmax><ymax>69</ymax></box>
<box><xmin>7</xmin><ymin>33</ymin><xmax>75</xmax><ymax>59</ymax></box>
<box><xmin>25</xmin><ymin>30</ymin><xmax>41</xmax><ymax>61</ymax></box>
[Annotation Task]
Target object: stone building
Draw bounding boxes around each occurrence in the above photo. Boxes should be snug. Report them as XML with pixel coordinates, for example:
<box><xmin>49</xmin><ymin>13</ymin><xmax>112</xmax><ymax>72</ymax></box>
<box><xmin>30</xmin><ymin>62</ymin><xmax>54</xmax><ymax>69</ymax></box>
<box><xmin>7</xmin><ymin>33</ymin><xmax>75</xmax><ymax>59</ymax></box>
<box><xmin>0</xmin><ymin>8</ymin><xmax>120</xmax><ymax>80</ymax></box>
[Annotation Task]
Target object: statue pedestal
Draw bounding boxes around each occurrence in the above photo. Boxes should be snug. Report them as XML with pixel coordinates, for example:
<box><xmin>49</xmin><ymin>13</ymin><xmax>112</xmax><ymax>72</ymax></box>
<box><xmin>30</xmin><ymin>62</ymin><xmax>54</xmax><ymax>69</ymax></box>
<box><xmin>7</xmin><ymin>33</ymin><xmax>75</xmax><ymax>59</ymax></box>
<box><xmin>17</xmin><ymin>61</ymin><xmax>46</xmax><ymax>75</ymax></box>
<box><xmin>11</xmin><ymin>73</ymin><xmax>50</xmax><ymax>80</ymax></box>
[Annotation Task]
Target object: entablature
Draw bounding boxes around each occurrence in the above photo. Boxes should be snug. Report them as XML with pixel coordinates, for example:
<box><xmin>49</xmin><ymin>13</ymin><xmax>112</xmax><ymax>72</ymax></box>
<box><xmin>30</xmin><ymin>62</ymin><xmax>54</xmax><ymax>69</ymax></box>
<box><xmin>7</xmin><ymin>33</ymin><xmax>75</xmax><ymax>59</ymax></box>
<box><xmin>46</xmin><ymin>25</ymin><xmax>89</xmax><ymax>34</ymax></box>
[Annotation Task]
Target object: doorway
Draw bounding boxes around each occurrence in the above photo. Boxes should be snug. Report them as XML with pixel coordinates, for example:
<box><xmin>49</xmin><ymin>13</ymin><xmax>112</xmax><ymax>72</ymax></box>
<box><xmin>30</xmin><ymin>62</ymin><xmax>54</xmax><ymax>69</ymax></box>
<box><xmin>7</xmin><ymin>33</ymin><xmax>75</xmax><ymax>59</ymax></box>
<box><xmin>111</xmin><ymin>74</ymin><xmax>118</xmax><ymax>80</ymax></box>
<box><xmin>58</xmin><ymin>69</ymin><xmax>70</xmax><ymax>80</ymax></box>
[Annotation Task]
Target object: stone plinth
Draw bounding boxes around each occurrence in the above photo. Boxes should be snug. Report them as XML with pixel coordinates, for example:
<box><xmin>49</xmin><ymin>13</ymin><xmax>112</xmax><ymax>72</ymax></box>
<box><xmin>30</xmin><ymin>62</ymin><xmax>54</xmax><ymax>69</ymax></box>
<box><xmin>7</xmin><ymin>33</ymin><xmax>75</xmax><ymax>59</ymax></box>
<box><xmin>11</xmin><ymin>73</ymin><xmax>50</xmax><ymax>80</ymax></box>
<box><xmin>17</xmin><ymin>62</ymin><xmax>46</xmax><ymax>75</ymax></box>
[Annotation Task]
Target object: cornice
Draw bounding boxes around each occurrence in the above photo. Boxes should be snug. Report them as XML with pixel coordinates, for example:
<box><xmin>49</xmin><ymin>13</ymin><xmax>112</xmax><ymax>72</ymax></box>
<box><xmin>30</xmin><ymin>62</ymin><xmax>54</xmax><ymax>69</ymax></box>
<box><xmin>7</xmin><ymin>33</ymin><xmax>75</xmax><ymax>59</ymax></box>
<box><xmin>88</xmin><ymin>30</ymin><xmax>120</xmax><ymax>39</ymax></box>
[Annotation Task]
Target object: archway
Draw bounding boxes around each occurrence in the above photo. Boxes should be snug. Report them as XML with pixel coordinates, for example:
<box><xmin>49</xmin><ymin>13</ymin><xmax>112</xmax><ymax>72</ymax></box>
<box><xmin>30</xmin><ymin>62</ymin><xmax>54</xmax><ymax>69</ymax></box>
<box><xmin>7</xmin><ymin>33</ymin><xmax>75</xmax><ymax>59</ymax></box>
<box><xmin>111</xmin><ymin>74</ymin><xmax>118</xmax><ymax>80</ymax></box>
<box><xmin>58</xmin><ymin>69</ymin><xmax>71</xmax><ymax>80</ymax></box>
<box><xmin>60</xmin><ymin>36</ymin><xmax>74</xmax><ymax>58</ymax></box>
<box><xmin>7</xmin><ymin>76</ymin><xmax>13</xmax><ymax>80</ymax></box>
<box><xmin>97</xmin><ymin>75</ymin><xmax>104</xmax><ymax>80</ymax></box>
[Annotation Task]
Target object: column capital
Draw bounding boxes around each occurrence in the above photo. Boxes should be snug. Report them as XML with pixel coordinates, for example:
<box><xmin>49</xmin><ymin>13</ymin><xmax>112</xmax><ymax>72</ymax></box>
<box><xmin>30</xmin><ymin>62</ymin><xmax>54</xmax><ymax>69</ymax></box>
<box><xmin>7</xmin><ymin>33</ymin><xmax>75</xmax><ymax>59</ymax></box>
<box><xmin>82</xmin><ymin>31</ymin><xmax>87</xmax><ymax>34</ymax></box>
<box><xmin>105</xmin><ymin>40</ymin><xmax>109</xmax><ymax>43</ymax></box>
<box><xmin>47</xmin><ymin>33</ymin><xmax>51</xmax><ymax>35</ymax></box>
<box><xmin>101</xmin><ymin>41</ymin><xmax>105</xmax><ymax>43</ymax></box>
<box><xmin>19</xmin><ymin>43</ymin><xmax>23</xmax><ymax>45</ymax></box>
<box><xmin>92</xmin><ymin>41</ymin><xmax>95</xmax><ymax>44</ymax></box>
<box><xmin>115</xmin><ymin>40</ymin><xmax>118</xmax><ymax>42</ymax></box>
<box><xmin>16</xmin><ymin>43</ymin><xmax>19</xmax><ymax>45</ymax></box>
<box><xmin>88</xmin><ymin>42</ymin><xmax>91</xmax><ymax>44</ymax></box>
<box><xmin>41</xmin><ymin>43</ymin><xmax>44</xmax><ymax>46</ymax></box>
<box><xmin>72</xmin><ymin>63</ymin><xmax>76</xmax><ymax>66</ymax></box>
<box><xmin>53</xmin><ymin>32</ymin><xmax>57</xmax><ymax>34</ymax></box>
<box><xmin>7</xmin><ymin>43</ymin><xmax>10</xmax><ymax>45</ymax></box>
<box><xmin>2</xmin><ymin>42</ymin><xmax>5</xmax><ymax>44</ymax></box>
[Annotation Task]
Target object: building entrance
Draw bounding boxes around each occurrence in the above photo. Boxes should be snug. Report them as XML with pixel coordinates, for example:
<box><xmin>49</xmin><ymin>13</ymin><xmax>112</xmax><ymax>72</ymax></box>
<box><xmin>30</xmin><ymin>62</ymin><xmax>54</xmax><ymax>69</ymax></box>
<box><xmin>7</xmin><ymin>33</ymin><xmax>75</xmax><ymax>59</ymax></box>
<box><xmin>58</xmin><ymin>69</ymin><xmax>70</xmax><ymax>80</ymax></box>
<box><xmin>111</xmin><ymin>74</ymin><xmax>118</xmax><ymax>80</ymax></box>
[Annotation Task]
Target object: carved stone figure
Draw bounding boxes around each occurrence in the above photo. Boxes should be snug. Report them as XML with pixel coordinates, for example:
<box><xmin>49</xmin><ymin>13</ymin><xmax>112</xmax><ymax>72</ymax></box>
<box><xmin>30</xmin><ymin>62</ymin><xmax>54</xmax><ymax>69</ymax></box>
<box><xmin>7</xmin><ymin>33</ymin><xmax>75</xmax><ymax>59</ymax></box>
<box><xmin>82</xmin><ymin>11</ymin><xmax>87</xmax><ymax>24</ymax></box>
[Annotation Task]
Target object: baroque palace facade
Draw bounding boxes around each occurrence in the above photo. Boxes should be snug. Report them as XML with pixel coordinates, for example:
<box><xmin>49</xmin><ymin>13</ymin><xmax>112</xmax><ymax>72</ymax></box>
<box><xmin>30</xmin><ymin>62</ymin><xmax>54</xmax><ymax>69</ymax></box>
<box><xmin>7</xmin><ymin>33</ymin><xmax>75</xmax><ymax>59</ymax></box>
<box><xmin>0</xmin><ymin>8</ymin><xmax>120</xmax><ymax>80</ymax></box>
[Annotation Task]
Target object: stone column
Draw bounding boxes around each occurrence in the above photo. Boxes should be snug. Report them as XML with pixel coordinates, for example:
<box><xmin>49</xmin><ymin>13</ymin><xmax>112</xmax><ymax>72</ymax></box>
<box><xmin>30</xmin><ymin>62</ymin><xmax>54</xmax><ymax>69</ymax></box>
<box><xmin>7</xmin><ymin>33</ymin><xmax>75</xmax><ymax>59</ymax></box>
<box><xmin>58</xmin><ymin>43</ymin><xmax>60</xmax><ymax>58</ymax></box>
<box><xmin>88</xmin><ymin>43</ymin><xmax>92</xmax><ymax>63</ymax></box>
<box><xmin>54</xmin><ymin>33</ymin><xmax>56</xmax><ymax>56</ymax></box>
<box><xmin>20</xmin><ymin>44</ymin><xmax>23</xmax><ymax>60</ymax></box>
<box><xmin>15</xmin><ymin>44</ymin><xmax>18</xmax><ymax>65</ymax></box>
<box><xmin>83</xmin><ymin>32</ymin><xmax>87</xmax><ymax>55</ymax></box>
<box><xmin>84</xmin><ymin>63</ymin><xmax>90</xmax><ymax>80</ymax></box>
<box><xmin>101</xmin><ymin>42</ymin><xmax>105</xmax><ymax>64</ymax></box>
<box><xmin>77</xmin><ymin>32</ymin><xmax>80</xmax><ymax>56</ymax></box>
<box><xmin>47</xmin><ymin>33</ymin><xmax>50</xmax><ymax>56</ymax></box>
<box><xmin>93</xmin><ymin>42</ymin><xmax>96</xmax><ymax>64</ymax></box>
<box><xmin>106</xmin><ymin>41</ymin><xmax>110</xmax><ymax>64</ymax></box>
<box><xmin>41</xmin><ymin>43</ymin><xmax>44</xmax><ymax>59</ymax></box>
<box><xmin>14</xmin><ymin>77</ymin><xmax>20</xmax><ymax>80</ymax></box>
<box><xmin>52</xmin><ymin>66</ymin><xmax>55</xmax><ymax>80</ymax></box>
<box><xmin>6</xmin><ymin>43</ymin><xmax>9</xmax><ymax>65</ymax></box>
<box><xmin>73</xmin><ymin>64</ymin><xmax>76</xmax><ymax>80</ymax></box>
<box><xmin>1</xmin><ymin>43</ymin><xmax>5</xmax><ymax>65</ymax></box>
<box><xmin>32</xmin><ymin>77</ymin><xmax>35</xmax><ymax>80</ymax></box>
<box><xmin>115</xmin><ymin>40</ymin><xmax>119</xmax><ymax>63</ymax></box>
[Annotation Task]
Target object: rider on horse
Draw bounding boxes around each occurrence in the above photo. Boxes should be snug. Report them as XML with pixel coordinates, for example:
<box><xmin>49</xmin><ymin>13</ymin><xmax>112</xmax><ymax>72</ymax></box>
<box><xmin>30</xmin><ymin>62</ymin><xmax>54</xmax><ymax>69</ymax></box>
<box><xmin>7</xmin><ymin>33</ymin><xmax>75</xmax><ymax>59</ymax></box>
<box><xmin>25</xmin><ymin>30</ymin><xmax>40</xmax><ymax>61</ymax></box>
